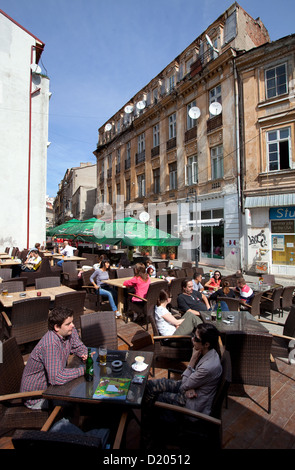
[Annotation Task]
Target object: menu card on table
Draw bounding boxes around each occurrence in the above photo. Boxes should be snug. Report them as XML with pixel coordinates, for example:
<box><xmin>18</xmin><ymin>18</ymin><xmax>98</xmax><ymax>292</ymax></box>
<box><xmin>93</xmin><ymin>377</ymin><xmax>131</xmax><ymax>400</ymax></box>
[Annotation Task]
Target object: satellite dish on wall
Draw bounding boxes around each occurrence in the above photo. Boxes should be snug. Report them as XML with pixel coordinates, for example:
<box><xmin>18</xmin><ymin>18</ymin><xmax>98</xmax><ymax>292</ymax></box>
<box><xmin>209</xmin><ymin>102</ymin><xmax>222</xmax><ymax>116</ymax></box>
<box><xmin>188</xmin><ymin>106</ymin><xmax>201</xmax><ymax>120</ymax></box>
<box><xmin>136</xmin><ymin>100</ymin><xmax>146</xmax><ymax>110</ymax></box>
<box><xmin>124</xmin><ymin>104</ymin><xmax>134</xmax><ymax>114</ymax></box>
<box><xmin>104</xmin><ymin>123</ymin><xmax>112</xmax><ymax>132</ymax></box>
<box><xmin>139</xmin><ymin>211</ymin><xmax>150</xmax><ymax>222</ymax></box>
<box><xmin>205</xmin><ymin>34</ymin><xmax>219</xmax><ymax>53</ymax></box>
<box><xmin>30</xmin><ymin>63</ymin><xmax>42</xmax><ymax>74</ymax></box>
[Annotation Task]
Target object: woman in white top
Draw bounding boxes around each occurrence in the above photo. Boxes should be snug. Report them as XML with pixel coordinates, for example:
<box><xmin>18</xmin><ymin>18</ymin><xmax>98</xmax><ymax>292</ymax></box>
<box><xmin>155</xmin><ymin>290</ymin><xmax>202</xmax><ymax>336</ymax></box>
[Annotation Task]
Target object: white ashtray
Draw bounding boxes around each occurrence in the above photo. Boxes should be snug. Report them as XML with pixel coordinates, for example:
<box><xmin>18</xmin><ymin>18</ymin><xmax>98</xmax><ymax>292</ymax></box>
<box><xmin>132</xmin><ymin>362</ymin><xmax>148</xmax><ymax>372</ymax></box>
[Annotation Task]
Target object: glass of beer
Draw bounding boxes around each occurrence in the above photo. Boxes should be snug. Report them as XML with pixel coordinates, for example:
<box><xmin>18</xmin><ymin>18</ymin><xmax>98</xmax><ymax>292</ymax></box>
<box><xmin>99</xmin><ymin>345</ymin><xmax>107</xmax><ymax>366</ymax></box>
<box><xmin>2</xmin><ymin>289</ymin><xmax>8</xmax><ymax>296</ymax></box>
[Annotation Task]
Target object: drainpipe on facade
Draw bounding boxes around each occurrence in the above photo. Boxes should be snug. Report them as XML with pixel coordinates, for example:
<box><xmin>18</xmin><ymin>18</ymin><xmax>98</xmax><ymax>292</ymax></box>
<box><xmin>234</xmin><ymin>59</ymin><xmax>244</xmax><ymax>272</ymax></box>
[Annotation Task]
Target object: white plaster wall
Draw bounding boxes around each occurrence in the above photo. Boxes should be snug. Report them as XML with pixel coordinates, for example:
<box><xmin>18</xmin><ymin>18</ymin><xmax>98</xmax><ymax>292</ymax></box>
<box><xmin>0</xmin><ymin>13</ymin><xmax>49</xmax><ymax>251</ymax></box>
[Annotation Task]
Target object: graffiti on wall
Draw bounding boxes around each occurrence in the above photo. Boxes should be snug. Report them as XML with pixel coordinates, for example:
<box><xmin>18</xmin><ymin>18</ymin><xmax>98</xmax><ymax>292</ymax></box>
<box><xmin>248</xmin><ymin>230</ymin><xmax>267</xmax><ymax>248</ymax></box>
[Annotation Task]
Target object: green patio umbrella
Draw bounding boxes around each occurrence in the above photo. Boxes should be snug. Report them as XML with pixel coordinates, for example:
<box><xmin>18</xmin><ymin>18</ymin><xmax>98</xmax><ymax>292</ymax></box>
<box><xmin>70</xmin><ymin>218</ymin><xmax>121</xmax><ymax>244</ymax></box>
<box><xmin>106</xmin><ymin>217</ymin><xmax>180</xmax><ymax>247</ymax></box>
<box><xmin>49</xmin><ymin>219</ymin><xmax>80</xmax><ymax>238</ymax></box>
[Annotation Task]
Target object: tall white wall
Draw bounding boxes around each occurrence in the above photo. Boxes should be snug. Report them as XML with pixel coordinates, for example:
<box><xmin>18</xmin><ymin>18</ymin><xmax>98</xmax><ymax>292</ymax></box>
<box><xmin>0</xmin><ymin>13</ymin><xmax>49</xmax><ymax>251</ymax></box>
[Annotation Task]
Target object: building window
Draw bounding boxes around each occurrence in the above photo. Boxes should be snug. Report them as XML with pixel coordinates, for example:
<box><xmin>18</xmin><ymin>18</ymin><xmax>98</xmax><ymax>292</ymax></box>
<box><xmin>126</xmin><ymin>179</ymin><xmax>130</xmax><ymax>201</ymax></box>
<box><xmin>125</xmin><ymin>142</ymin><xmax>131</xmax><ymax>170</ymax></box>
<box><xmin>138</xmin><ymin>133</ymin><xmax>145</xmax><ymax>153</ymax></box>
<box><xmin>168</xmin><ymin>74</ymin><xmax>175</xmax><ymax>92</ymax></box>
<box><xmin>153</xmin><ymin>124</ymin><xmax>160</xmax><ymax>147</ymax></box>
<box><xmin>153</xmin><ymin>87</ymin><xmax>158</xmax><ymax>104</ymax></box>
<box><xmin>153</xmin><ymin>168</ymin><xmax>160</xmax><ymax>194</ymax></box>
<box><xmin>169</xmin><ymin>113</ymin><xmax>176</xmax><ymax>139</ymax></box>
<box><xmin>265</xmin><ymin>63</ymin><xmax>287</xmax><ymax>99</ymax></box>
<box><xmin>169</xmin><ymin>162</ymin><xmax>177</xmax><ymax>190</ymax></box>
<box><xmin>209</xmin><ymin>84</ymin><xmax>222</xmax><ymax>117</ymax></box>
<box><xmin>267</xmin><ymin>127</ymin><xmax>291</xmax><ymax>171</ymax></box>
<box><xmin>211</xmin><ymin>145</ymin><xmax>223</xmax><ymax>180</ymax></box>
<box><xmin>137</xmin><ymin>174</ymin><xmax>145</xmax><ymax>198</ymax></box>
<box><xmin>186</xmin><ymin>155</ymin><xmax>198</xmax><ymax>185</ymax></box>
<box><xmin>187</xmin><ymin>101</ymin><xmax>197</xmax><ymax>130</ymax></box>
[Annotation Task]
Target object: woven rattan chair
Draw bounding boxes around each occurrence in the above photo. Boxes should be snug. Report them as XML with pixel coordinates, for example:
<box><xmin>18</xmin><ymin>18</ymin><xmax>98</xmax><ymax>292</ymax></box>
<box><xmin>260</xmin><ymin>287</ymin><xmax>284</xmax><ymax>320</ymax></box>
<box><xmin>126</xmin><ymin>280</ymin><xmax>169</xmax><ymax>330</ymax></box>
<box><xmin>61</xmin><ymin>261</ymin><xmax>81</xmax><ymax>289</ymax></box>
<box><xmin>184</xmin><ymin>268</ymin><xmax>194</xmax><ymax>278</ymax></box>
<box><xmin>225</xmin><ymin>331</ymin><xmax>273</xmax><ymax>413</ymax></box>
<box><xmin>81</xmin><ymin>269</ymin><xmax>111</xmax><ymax>311</ymax></box>
<box><xmin>149</xmin><ymin>306</ymin><xmax>192</xmax><ymax>375</ymax></box>
<box><xmin>80</xmin><ymin>311</ymin><xmax>131</xmax><ymax>349</ymax></box>
<box><xmin>35</xmin><ymin>277</ymin><xmax>61</xmax><ymax>289</ymax></box>
<box><xmin>1</xmin><ymin>278</ymin><xmax>27</xmax><ymax>292</ymax></box>
<box><xmin>245</xmin><ymin>291</ymin><xmax>264</xmax><ymax>318</ymax></box>
<box><xmin>280</xmin><ymin>286</ymin><xmax>295</xmax><ymax>317</ymax></box>
<box><xmin>258</xmin><ymin>305</ymin><xmax>295</xmax><ymax>363</ymax></box>
<box><xmin>144</xmin><ymin>351</ymin><xmax>231</xmax><ymax>450</ymax></box>
<box><xmin>168</xmin><ymin>278</ymin><xmax>183</xmax><ymax>309</ymax></box>
<box><xmin>1</xmin><ymin>297</ymin><xmax>50</xmax><ymax>345</ymax></box>
<box><xmin>181</xmin><ymin>261</ymin><xmax>193</xmax><ymax>269</ymax></box>
<box><xmin>216</xmin><ymin>297</ymin><xmax>241</xmax><ymax>312</ymax></box>
<box><xmin>116</xmin><ymin>268</ymin><xmax>134</xmax><ymax>278</ymax></box>
<box><xmin>0</xmin><ymin>337</ymin><xmax>52</xmax><ymax>437</ymax></box>
<box><xmin>175</xmin><ymin>269</ymin><xmax>186</xmax><ymax>279</ymax></box>
<box><xmin>53</xmin><ymin>291</ymin><xmax>86</xmax><ymax>329</ymax></box>
<box><xmin>20</xmin><ymin>258</ymin><xmax>60</xmax><ymax>286</ymax></box>
<box><xmin>0</xmin><ymin>268</ymin><xmax>12</xmax><ymax>280</ymax></box>
<box><xmin>192</xmin><ymin>267</ymin><xmax>204</xmax><ymax>275</ymax></box>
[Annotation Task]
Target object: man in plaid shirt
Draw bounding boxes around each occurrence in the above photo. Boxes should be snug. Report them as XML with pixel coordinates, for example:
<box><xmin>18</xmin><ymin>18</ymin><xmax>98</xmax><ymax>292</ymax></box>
<box><xmin>20</xmin><ymin>306</ymin><xmax>88</xmax><ymax>409</ymax></box>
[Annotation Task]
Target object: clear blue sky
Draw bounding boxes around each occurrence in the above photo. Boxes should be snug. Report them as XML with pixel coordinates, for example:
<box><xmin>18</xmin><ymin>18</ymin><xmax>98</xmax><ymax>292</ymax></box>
<box><xmin>1</xmin><ymin>0</ymin><xmax>294</xmax><ymax>197</ymax></box>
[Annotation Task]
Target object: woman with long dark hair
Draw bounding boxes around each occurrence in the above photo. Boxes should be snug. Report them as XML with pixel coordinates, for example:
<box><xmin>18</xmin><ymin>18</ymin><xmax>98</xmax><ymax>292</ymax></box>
<box><xmin>90</xmin><ymin>259</ymin><xmax>120</xmax><ymax>317</ymax></box>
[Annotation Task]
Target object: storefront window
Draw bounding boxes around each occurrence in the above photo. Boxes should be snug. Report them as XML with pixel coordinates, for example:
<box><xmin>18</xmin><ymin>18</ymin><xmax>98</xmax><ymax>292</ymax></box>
<box><xmin>271</xmin><ymin>218</ymin><xmax>295</xmax><ymax>266</ymax></box>
<box><xmin>201</xmin><ymin>209</ymin><xmax>224</xmax><ymax>259</ymax></box>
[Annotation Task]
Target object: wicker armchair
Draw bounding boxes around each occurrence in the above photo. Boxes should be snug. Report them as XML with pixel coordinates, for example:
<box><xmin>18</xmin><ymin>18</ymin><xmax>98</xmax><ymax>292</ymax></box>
<box><xmin>260</xmin><ymin>287</ymin><xmax>284</xmax><ymax>320</ymax></box>
<box><xmin>81</xmin><ymin>269</ymin><xmax>111</xmax><ymax>311</ymax></box>
<box><xmin>1</xmin><ymin>297</ymin><xmax>50</xmax><ymax>345</ymax></box>
<box><xmin>175</xmin><ymin>269</ymin><xmax>186</xmax><ymax>279</ymax></box>
<box><xmin>0</xmin><ymin>268</ymin><xmax>12</xmax><ymax>280</ymax></box>
<box><xmin>215</xmin><ymin>297</ymin><xmax>241</xmax><ymax>312</ymax></box>
<box><xmin>143</xmin><ymin>351</ymin><xmax>231</xmax><ymax>450</ymax></box>
<box><xmin>116</xmin><ymin>268</ymin><xmax>134</xmax><ymax>278</ymax></box>
<box><xmin>35</xmin><ymin>277</ymin><xmax>61</xmax><ymax>289</ymax></box>
<box><xmin>258</xmin><ymin>305</ymin><xmax>295</xmax><ymax>363</ymax></box>
<box><xmin>53</xmin><ymin>291</ymin><xmax>86</xmax><ymax>329</ymax></box>
<box><xmin>0</xmin><ymin>337</ymin><xmax>52</xmax><ymax>437</ymax></box>
<box><xmin>20</xmin><ymin>258</ymin><xmax>61</xmax><ymax>286</ymax></box>
<box><xmin>184</xmin><ymin>268</ymin><xmax>194</xmax><ymax>278</ymax></box>
<box><xmin>61</xmin><ymin>261</ymin><xmax>81</xmax><ymax>289</ymax></box>
<box><xmin>80</xmin><ymin>311</ymin><xmax>131</xmax><ymax>350</ymax></box>
<box><xmin>168</xmin><ymin>278</ymin><xmax>183</xmax><ymax>309</ymax></box>
<box><xmin>245</xmin><ymin>291</ymin><xmax>264</xmax><ymax>318</ymax></box>
<box><xmin>225</xmin><ymin>331</ymin><xmax>273</xmax><ymax>413</ymax></box>
<box><xmin>149</xmin><ymin>306</ymin><xmax>192</xmax><ymax>375</ymax></box>
<box><xmin>280</xmin><ymin>286</ymin><xmax>295</xmax><ymax>317</ymax></box>
<box><xmin>1</xmin><ymin>278</ymin><xmax>27</xmax><ymax>292</ymax></box>
<box><xmin>126</xmin><ymin>280</ymin><xmax>169</xmax><ymax>330</ymax></box>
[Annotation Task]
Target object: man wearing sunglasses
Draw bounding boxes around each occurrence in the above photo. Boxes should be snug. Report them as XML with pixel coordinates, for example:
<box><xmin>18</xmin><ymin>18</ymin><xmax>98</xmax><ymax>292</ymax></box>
<box><xmin>143</xmin><ymin>323</ymin><xmax>222</xmax><ymax>415</ymax></box>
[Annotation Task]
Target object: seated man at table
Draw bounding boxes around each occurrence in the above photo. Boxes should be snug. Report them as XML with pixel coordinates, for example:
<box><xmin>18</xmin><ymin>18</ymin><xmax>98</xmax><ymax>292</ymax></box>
<box><xmin>56</xmin><ymin>241</ymin><xmax>75</xmax><ymax>266</ymax></box>
<box><xmin>235</xmin><ymin>277</ymin><xmax>254</xmax><ymax>305</ymax></box>
<box><xmin>143</xmin><ymin>323</ymin><xmax>222</xmax><ymax>414</ymax></box>
<box><xmin>20</xmin><ymin>306</ymin><xmax>89</xmax><ymax>410</ymax></box>
<box><xmin>177</xmin><ymin>279</ymin><xmax>210</xmax><ymax>316</ymax></box>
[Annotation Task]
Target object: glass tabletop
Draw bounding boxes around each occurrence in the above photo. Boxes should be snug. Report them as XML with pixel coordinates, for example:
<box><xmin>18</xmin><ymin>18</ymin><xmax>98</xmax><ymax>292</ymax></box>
<box><xmin>200</xmin><ymin>310</ymin><xmax>270</xmax><ymax>335</ymax></box>
<box><xmin>43</xmin><ymin>349</ymin><xmax>153</xmax><ymax>408</ymax></box>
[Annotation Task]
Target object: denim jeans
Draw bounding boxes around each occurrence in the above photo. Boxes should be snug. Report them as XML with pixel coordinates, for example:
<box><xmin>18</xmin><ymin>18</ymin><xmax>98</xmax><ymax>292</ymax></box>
<box><xmin>98</xmin><ymin>287</ymin><xmax>118</xmax><ymax>312</ymax></box>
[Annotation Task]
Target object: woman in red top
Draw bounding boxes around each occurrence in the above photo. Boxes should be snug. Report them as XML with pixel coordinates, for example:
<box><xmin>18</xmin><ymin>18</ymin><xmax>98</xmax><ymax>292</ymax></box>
<box><xmin>123</xmin><ymin>262</ymin><xmax>151</xmax><ymax>301</ymax></box>
<box><xmin>205</xmin><ymin>270</ymin><xmax>222</xmax><ymax>292</ymax></box>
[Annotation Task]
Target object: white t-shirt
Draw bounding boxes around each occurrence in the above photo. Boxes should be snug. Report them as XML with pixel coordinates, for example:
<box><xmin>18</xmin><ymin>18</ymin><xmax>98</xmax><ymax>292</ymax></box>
<box><xmin>61</xmin><ymin>245</ymin><xmax>75</xmax><ymax>257</ymax></box>
<box><xmin>155</xmin><ymin>305</ymin><xmax>176</xmax><ymax>336</ymax></box>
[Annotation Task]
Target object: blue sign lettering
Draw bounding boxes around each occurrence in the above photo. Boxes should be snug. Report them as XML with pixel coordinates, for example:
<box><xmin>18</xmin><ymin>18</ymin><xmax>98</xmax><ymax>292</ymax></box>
<box><xmin>269</xmin><ymin>207</ymin><xmax>295</xmax><ymax>220</ymax></box>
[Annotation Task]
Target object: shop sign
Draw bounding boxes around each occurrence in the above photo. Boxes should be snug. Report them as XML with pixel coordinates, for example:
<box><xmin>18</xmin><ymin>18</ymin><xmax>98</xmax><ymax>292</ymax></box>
<box><xmin>270</xmin><ymin>207</ymin><xmax>295</xmax><ymax>220</ymax></box>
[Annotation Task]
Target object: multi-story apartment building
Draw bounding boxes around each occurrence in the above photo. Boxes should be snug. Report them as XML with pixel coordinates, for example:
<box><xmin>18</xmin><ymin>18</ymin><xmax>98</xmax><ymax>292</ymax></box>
<box><xmin>0</xmin><ymin>9</ymin><xmax>50</xmax><ymax>251</ymax></box>
<box><xmin>236</xmin><ymin>34</ymin><xmax>295</xmax><ymax>275</ymax></box>
<box><xmin>94</xmin><ymin>3</ymin><xmax>270</xmax><ymax>270</ymax></box>
<box><xmin>54</xmin><ymin>162</ymin><xmax>97</xmax><ymax>224</ymax></box>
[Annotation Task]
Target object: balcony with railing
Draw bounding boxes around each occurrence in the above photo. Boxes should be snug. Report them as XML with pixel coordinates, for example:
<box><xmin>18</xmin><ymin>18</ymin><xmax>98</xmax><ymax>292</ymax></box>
<box><xmin>166</xmin><ymin>137</ymin><xmax>176</xmax><ymax>151</ymax></box>
<box><xmin>185</xmin><ymin>126</ymin><xmax>197</xmax><ymax>142</ymax></box>
<box><xmin>135</xmin><ymin>150</ymin><xmax>145</xmax><ymax>165</ymax></box>
<box><xmin>207</xmin><ymin>114</ymin><xmax>222</xmax><ymax>133</ymax></box>
<box><xmin>151</xmin><ymin>145</ymin><xmax>160</xmax><ymax>158</ymax></box>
